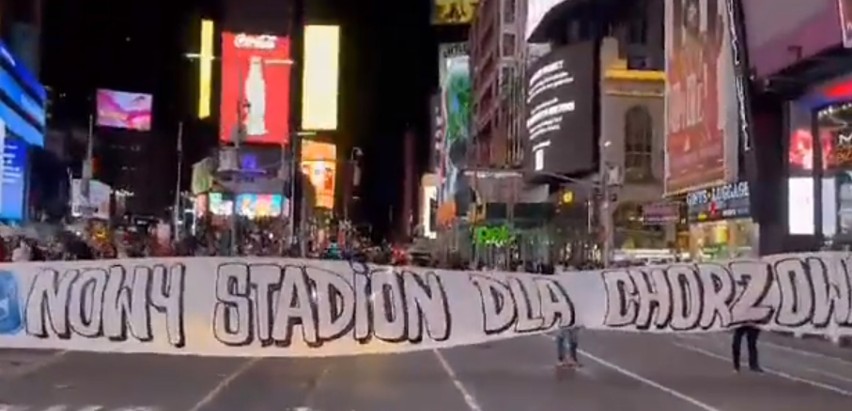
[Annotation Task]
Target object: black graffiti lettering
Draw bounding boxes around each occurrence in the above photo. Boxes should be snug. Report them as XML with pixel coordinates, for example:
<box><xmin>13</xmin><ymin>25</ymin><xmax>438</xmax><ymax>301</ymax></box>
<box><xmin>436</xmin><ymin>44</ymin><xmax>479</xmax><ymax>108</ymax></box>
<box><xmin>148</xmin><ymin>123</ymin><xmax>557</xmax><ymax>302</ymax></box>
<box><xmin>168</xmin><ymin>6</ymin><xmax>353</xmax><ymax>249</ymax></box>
<box><xmin>214</xmin><ymin>262</ymin><xmax>452</xmax><ymax>348</ymax></box>
<box><xmin>804</xmin><ymin>257</ymin><xmax>833</xmax><ymax>328</ymax></box>
<box><xmin>25</xmin><ymin>268</ymin><xmax>77</xmax><ymax>339</ymax></box>
<box><xmin>469</xmin><ymin>274</ymin><xmax>517</xmax><ymax>335</ymax></box>
<box><xmin>25</xmin><ymin>264</ymin><xmax>184</xmax><ymax>346</ymax></box>
<box><xmin>103</xmin><ymin>265</ymin><xmax>153</xmax><ymax>342</ymax></box>
<box><xmin>773</xmin><ymin>258</ymin><xmax>815</xmax><ymax>327</ymax></box>
<box><xmin>271</xmin><ymin>265</ymin><xmax>319</xmax><ymax>347</ymax></box>
<box><xmin>309</xmin><ymin>268</ymin><xmax>355</xmax><ymax>343</ymax></box>
<box><xmin>469</xmin><ymin>274</ymin><xmax>574</xmax><ymax>336</ymax></box>
<box><xmin>369</xmin><ymin>271</ymin><xmax>407</xmax><ymax>343</ymax></box>
<box><xmin>149</xmin><ymin>264</ymin><xmax>186</xmax><ymax>348</ymax></box>
<box><xmin>353</xmin><ymin>268</ymin><xmax>372</xmax><ymax>343</ymax></box>
<box><xmin>668</xmin><ymin>265</ymin><xmax>703</xmax><ymax>331</ymax></box>
<box><xmin>629</xmin><ymin>268</ymin><xmax>672</xmax><ymax>330</ymax></box>
<box><xmin>401</xmin><ymin>270</ymin><xmax>450</xmax><ymax>343</ymax></box>
<box><xmin>601</xmin><ymin>270</ymin><xmax>638</xmax><ymax>327</ymax></box>
<box><xmin>508</xmin><ymin>276</ymin><xmax>545</xmax><ymax>333</ymax></box>
<box><xmin>728</xmin><ymin>261</ymin><xmax>774</xmax><ymax>325</ymax></box>
<box><xmin>213</xmin><ymin>263</ymin><xmax>254</xmax><ymax>346</ymax></box>
<box><xmin>696</xmin><ymin>264</ymin><xmax>735</xmax><ymax>329</ymax></box>
<box><xmin>839</xmin><ymin>257</ymin><xmax>852</xmax><ymax>326</ymax></box>
<box><xmin>534</xmin><ymin>278</ymin><xmax>574</xmax><ymax>329</ymax></box>
<box><xmin>68</xmin><ymin>269</ymin><xmax>107</xmax><ymax>337</ymax></box>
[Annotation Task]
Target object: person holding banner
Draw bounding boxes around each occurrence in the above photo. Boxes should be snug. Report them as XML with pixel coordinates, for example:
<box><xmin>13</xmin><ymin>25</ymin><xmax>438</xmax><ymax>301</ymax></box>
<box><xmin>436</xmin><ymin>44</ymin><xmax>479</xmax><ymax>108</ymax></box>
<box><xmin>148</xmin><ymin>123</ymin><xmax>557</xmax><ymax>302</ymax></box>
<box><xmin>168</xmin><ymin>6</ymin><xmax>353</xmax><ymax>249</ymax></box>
<box><xmin>731</xmin><ymin>325</ymin><xmax>763</xmax><ymax>373</ymax></box>
<box><xmin>556</xmin><ymin>326</ymin><xmax>582</xmax><ymax>368</ymax></box>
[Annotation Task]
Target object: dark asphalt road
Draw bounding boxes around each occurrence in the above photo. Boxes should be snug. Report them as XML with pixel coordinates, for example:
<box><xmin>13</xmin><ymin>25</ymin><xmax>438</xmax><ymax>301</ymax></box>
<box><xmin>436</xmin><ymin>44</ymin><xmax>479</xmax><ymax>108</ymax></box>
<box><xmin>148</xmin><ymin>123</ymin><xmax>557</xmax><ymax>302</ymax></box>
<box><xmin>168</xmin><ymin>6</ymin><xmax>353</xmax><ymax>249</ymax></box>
<box><xmin>1</xmin><ymin>332</ymin><xmax>851</xmax><ymax>411</ymax></box>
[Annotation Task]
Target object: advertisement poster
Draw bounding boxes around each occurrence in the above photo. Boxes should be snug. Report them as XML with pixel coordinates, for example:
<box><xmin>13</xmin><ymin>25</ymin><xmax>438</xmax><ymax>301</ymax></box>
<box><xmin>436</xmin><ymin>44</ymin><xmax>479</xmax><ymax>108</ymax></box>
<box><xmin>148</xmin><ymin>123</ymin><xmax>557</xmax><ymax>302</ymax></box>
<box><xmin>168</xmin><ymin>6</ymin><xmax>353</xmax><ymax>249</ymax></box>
<box><xmin>96</xmin><ymin>89</ymin><xmax>153</xmax><ymax>131</ymax></box>
<box><xmin>664</xmin><ymin>0</ymin><xmax>736</xmax><ymax>195</ymax></box>
<box><xmin>71</xmin><ymin>179</ymin><xmax>111</xmax><ymax>220</ymax></box>
<box><xmin>0</xmin><ymin>123</ymin><xmax>27</xmax><ymax>220</ymax></box>
<box><xmin>301</xmin><ymin>140</ymin><xmax>337</xmax><ymax>210</ymax></box>
<box><xmin>438</xmin><ymin>45</ymin><xmax>471</xmax><ymax>210</ymax></box>
<box><xmin>220</xmin><ymin>32</ymin><xmax>291</xmax><ymax>145</ymax></box>
<box><xmin>235</xmin><ymin>193</ymin><xmax>284</xmax><ymax>218</ymax></box>
<box><xmin>431</xmin><ymin>0</ymin><xmax>479</xmax><ymax>25</ymax></box>
<box><xmin>841</xmin><ymin>0</ymin><xmax>852</xmax><ymax>48</ymax></box>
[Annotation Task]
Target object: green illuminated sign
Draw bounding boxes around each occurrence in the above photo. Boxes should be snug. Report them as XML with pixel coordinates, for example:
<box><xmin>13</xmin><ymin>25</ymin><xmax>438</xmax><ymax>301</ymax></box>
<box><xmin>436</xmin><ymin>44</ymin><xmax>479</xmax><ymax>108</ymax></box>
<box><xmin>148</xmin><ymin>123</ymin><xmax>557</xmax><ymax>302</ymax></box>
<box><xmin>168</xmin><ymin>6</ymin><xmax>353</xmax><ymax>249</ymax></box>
<box><xmin>474</xmin><ymin>225</ymin><xmax>514</xmax><ymax>246</ymax></box>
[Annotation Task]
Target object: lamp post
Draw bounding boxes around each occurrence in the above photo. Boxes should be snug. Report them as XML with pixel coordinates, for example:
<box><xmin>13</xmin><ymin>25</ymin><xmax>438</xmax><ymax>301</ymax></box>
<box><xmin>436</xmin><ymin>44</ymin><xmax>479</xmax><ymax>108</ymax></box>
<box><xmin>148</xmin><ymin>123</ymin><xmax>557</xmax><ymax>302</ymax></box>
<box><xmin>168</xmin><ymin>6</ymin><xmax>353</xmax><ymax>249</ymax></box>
<box><xmin>537</xmin><ymin>164</ymin><xmax>622</xmax><ymax>267</ymax></box>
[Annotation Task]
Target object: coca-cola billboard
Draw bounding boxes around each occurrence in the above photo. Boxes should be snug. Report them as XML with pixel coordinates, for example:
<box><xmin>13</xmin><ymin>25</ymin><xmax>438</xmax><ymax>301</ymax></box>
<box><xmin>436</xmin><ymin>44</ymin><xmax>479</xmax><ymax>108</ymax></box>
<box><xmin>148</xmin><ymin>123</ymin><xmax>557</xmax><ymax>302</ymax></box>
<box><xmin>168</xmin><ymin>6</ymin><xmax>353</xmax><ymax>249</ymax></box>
<box><xmin>219</xmin><ymin>32</ymin><xmax>292</xmax><ymax>145</ymax></box>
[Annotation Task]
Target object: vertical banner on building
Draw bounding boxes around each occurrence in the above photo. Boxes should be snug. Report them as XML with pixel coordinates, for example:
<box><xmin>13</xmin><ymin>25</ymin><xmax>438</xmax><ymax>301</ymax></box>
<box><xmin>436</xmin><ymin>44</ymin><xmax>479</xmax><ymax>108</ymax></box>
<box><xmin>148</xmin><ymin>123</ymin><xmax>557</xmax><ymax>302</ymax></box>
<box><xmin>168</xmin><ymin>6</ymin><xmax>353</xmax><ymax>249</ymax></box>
<box><xmin>431</xmin><ymin>0</ymin><xmax>479</xmax><ymax>25</ymax></box>
<box><xmin>437</xmin><ymin>43</ymin><xmax>471</xmax><ymax>211</ymax></box>
<box><xmin>220</xmin><ymin>32</ymin><xmax>292</xmax><ymax>145</ymax></box>
<box><xmin>302</xmin><ymin>25</ymin><xmax>340</xmax><ymax>131</ymax></box>
<box><xmin>300</xmin><ymin>140</ymin><xmax>337</xmax><ymax>210</ymax></box>
<box><xmin>839</xmin><ymin>0</ymin><xmax>852</xmax><ymax>47</ymax></box>
<box><xmin>664</xmin><ymin>0</ymin><xmax>737</xmax><ymax>195</ymax></box>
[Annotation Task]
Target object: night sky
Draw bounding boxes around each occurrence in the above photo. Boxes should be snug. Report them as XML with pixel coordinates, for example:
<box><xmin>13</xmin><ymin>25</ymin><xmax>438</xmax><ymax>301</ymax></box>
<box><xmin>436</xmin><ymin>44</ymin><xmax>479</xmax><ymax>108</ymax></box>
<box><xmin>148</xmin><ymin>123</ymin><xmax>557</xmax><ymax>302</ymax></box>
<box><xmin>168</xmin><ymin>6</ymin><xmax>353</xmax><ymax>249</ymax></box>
<box><xmin>39</xmin><ymin>0</ymin><xmax>465</xmax><ymax>237</ymax></box>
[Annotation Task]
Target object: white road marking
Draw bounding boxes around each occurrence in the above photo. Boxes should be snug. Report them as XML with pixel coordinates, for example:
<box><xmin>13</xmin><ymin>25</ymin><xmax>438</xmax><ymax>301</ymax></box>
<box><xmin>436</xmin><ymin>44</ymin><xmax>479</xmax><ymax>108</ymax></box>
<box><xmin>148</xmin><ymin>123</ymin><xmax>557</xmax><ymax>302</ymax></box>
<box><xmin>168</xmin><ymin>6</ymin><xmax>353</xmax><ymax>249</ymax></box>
<box><xmin>577</xmin><ymin>348</ymin><xmax>722</xmax><ymax>411</ymax></box>
<box><xmin>433</xmin><ymin>349</ymin><xmax>483</xmax><ymax>411</ymax></box>
<box><xmin>672</xmin><ymin>342</ymin><xmax>852</xmax><ymax>397</ymax></box>
<box><xmin>0</xmin><ymin>406</ymin><xmax>154</xmax><ymax>411</ymax></box>
<box><xmin>675</xmin><ymin>335</ymin><xmax>852</xmax><ymax>384</ymax></box>
<box><xmin>1</xmin><ymin>351</ymin><xmax>69</xmax><ymax>380</ymax></box>
<box><xmin>186</xmin><ymin>358</ymin><xmax>261</xmax><ymax>411</ymax></box>
<box><xmin>760</xmin><ymin>340</ymin><xmax>852</xmax><ymax>367</ymax></box>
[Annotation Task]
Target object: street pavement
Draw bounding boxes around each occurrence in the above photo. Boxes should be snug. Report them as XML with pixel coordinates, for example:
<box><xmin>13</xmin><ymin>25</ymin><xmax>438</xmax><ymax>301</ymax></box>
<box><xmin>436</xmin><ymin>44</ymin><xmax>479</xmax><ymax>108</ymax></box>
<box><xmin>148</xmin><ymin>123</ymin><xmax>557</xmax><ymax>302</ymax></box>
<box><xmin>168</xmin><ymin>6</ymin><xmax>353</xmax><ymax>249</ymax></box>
<box><xmin>0</xmin><ymin>331</ymin><xmax>851</xmax><ymax>411</ymax></box>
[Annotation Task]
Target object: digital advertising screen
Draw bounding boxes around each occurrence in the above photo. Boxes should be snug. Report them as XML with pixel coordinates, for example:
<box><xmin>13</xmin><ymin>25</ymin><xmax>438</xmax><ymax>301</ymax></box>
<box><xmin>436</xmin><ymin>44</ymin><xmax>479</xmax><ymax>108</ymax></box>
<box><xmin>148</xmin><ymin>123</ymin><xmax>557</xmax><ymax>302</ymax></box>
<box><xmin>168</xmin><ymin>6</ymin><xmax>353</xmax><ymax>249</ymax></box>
<box><xmin>235</xmin><ymin>193</ymin><xmax>284</xmax><ymax>218</ymax></box>
<box><xmin>220</xmin><ymin>32</ymin><xmax>292</xmax><ymax>145</ymax></box>
<box><xmin>664</xmin><ymin>0</ymin><xmax>738</xmax><ymax>195</ymax></box>
<box><xmin>431</xmin><ymin>0</ymin><xmax>479</xmax><ymax>25</ymax></box>
<box><xmin>302</xmin><ymin>25</ymin><xmax>340</xmax><ymax>131</ymax></box>
<box><xmin>0</xmin><ymin>124</ymin><xmax>27</xmax><ymax>220</ymax></box>
<box><xmin>0</xmin><ymin>40</ymin><xmax>45</xmax><ymax>148</ymax></box>
<box><xmin>300</xmin><ymin>140</ymin><xmax>336</xmax><ymax>210</ymax></box>
<box><xmin>438</xmin><ymin>44</ymin><xmax>471</xmax><ymax>206</ymax></box>
<box><xmin>526</xmin><ymin>0</ymin><xmax>567</xmax><ymax>40</ymax></box>
<box><xmin>96</xmin><ymin>89</ymin><xmax>153</xmax><ymax>131</ymax></box>
<box><xmin>524</xmin><ymin>42</ymin><xmax>596</xmax><ymax>176</ymax></box>
<box><xmin>208</xmin><ymin>192</ymin><xmax>234</xmax><ymax>216</ymax></box>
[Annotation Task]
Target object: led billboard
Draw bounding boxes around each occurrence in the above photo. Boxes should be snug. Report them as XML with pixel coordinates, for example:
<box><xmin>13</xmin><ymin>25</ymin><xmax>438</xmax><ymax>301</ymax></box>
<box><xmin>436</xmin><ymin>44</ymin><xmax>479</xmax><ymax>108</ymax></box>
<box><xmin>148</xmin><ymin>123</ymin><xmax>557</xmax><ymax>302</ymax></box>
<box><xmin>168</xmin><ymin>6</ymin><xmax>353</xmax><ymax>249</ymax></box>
<box><xmin>302</xmin><ymin>25</ymin><xmax>340</xmax><ymax>131</ymax></box>
<box><xmin>0</xmin><ymin>122</ymin><xmax>27</xmax><ymax>220</ymax></box>
<box><xmin>0</xmin><ymin>40</ymin><xmax>44</xmax><ymax>147</ymax></box>
<box><xmin>431</xmin><ymin>0</ymin><xmax>479</xmax><ymax>25</ymax></box>
<box><xmin>437</xmin><ymin>43</ymin><xmax>471</xmax><ymax>208</ymax></box>
<box><xmin>301</xmin><ymin>140</ymin><xmax>336</xmax><ymax>210</ymax></box>
<box><xmin>524</xmin><ymin>42</ymin><xmax>596</xmax><ymax>176</ymax></box>
<box><xmin>235</xmin><ymin>193</ymin><xmax>284</xmax><ymax>218</ymax></box>
<box><xmin>220</xmin><ymin>32</ymin><xmax>292</xmax><ymax>145</ymax></box>
<box><xmin>96</xmin><ymin>89</ymin><xmax>153</xmax><ymax>131</ymax></box>
<box><xmin>664</xmin><ymin>0</ymin><xmax>738</xmax><ymax>195</ymax></box>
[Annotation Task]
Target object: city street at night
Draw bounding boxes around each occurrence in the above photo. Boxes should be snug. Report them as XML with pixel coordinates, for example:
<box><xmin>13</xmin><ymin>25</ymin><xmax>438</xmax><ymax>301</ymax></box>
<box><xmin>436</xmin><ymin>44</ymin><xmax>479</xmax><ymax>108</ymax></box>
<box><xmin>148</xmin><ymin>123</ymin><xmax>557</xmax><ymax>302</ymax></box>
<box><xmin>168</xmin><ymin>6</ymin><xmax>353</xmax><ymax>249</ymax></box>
<box><xmin>1</xmin><ymin>332</ymin><xmax>851</xmax><ymax>411</ymax></box>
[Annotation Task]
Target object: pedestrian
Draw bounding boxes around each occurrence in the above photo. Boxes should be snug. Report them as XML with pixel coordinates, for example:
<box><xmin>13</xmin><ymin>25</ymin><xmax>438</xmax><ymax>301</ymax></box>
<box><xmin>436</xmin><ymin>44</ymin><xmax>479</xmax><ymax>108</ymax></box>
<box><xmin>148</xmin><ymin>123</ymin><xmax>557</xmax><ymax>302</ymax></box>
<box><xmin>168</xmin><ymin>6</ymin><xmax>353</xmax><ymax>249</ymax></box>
<box><xmin>556</xmin><ymin>326</ymin><xmax>582</xmax><ymax>368</ymax></box>
<box><xmin>732</xmin><ymin>325</ymin><xmax>763</xmax><ymax>373</ymax></box>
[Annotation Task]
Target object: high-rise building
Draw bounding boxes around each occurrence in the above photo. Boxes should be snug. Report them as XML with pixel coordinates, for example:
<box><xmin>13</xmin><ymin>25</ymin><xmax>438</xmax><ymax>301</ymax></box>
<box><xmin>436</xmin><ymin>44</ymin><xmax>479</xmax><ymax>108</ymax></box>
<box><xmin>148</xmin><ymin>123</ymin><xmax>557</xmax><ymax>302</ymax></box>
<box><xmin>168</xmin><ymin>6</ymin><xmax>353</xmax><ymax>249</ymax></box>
<box><xmin>469</xmin><ymin>0</ymin><xmax>524</xmax><ymax>169</ymax></box>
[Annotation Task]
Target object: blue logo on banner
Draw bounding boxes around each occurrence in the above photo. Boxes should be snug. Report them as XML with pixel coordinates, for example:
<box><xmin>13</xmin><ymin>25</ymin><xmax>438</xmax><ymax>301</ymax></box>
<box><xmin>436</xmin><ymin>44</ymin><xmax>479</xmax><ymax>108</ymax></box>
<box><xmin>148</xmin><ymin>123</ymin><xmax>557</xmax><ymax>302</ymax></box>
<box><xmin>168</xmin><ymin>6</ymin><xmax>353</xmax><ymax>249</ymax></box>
<box><xmin>0</xmin><ymin>270</ymin><xmax>23</xmax><ymax>335</ymax></box>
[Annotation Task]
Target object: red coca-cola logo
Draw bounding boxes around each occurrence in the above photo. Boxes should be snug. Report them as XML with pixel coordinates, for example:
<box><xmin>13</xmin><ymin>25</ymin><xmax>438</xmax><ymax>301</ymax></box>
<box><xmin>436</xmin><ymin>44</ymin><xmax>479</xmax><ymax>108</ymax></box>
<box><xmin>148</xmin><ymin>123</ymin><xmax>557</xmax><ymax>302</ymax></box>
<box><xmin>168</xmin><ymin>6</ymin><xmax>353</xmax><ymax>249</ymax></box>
<box><xmin>234</xmin><ymin>34</ymin><xmax>277</xmax><ymax>50</ymax></box>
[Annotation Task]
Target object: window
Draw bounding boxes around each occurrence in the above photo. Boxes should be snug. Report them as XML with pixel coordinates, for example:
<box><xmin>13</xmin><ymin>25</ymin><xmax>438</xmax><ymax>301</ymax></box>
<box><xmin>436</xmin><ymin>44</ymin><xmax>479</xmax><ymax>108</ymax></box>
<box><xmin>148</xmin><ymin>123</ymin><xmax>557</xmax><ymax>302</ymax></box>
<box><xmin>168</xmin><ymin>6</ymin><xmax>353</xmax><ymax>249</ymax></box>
<box><xmin>624</xmin><ymin>106</ymin><xmax>654</xmax><ymax>182</ymax></box>
<box><xmin>501</xmin><ymin>33</ymin><xmax>515</xmax><ymax>57</ymax></box>
<box><xmin>502</xmin><ymin>0</ymin><xmax>516</xmax><ymax>24</ymax></box>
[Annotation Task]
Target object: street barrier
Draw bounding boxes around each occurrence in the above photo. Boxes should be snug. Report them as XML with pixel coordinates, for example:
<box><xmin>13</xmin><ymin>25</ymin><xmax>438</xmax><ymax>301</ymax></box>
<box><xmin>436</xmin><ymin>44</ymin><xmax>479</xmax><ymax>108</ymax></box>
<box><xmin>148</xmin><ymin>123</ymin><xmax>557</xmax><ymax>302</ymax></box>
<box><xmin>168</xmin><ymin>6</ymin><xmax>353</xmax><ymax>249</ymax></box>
<box><xmin>0</xmin><ymin>252</ymin><xmax>850</xmax><ymax>357</ymax></box>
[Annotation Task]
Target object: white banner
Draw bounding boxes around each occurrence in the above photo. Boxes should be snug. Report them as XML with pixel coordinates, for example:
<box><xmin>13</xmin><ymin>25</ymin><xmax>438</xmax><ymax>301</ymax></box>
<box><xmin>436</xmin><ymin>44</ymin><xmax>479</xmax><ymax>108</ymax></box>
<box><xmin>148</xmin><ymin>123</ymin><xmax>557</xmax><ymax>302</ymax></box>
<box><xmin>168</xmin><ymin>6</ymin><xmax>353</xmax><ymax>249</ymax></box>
<box><xmin>0</xmin><ymin>252</ymin><xmax>850</xmax><ymax>357</ymax></box>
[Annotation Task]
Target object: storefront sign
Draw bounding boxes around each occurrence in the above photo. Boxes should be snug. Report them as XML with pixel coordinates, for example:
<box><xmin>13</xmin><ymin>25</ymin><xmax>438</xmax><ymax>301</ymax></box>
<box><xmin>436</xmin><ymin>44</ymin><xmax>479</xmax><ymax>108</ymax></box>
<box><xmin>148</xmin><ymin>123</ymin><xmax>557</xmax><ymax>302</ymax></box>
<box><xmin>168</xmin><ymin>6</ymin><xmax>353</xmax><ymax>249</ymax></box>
<box><xmin>687</xmin><ymin>181</ymin><xmax>750</xmax><ymax>222</ymax></box>
<box><xmin>642</xmin><ymin>202</ymin><xmax>680</xmax><ymax>224</ymax></box>
<box><xmin>0</xmin><ymin>253</ymin><xmax>852</xmax><ymax>357</ymax></box>
<box><xmin>473</xmin><ymin>225</ymin><xmax>514</xmax><ymax>246</ymax></box>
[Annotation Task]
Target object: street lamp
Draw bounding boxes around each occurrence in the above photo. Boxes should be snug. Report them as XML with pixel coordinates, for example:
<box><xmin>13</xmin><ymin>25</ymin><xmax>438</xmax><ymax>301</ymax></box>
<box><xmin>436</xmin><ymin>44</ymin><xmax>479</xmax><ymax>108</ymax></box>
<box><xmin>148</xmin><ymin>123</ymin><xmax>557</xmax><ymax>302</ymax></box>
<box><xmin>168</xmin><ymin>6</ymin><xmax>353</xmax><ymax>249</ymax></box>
<box><xmin>286</xmin><ymin>130</ymin><xmax>316</xmax><ymax>253</ymax></box>
<box><xmin>537</xmin><ymin>164</ymin><xmax>622</xmax><ymax>267</ymax></box>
